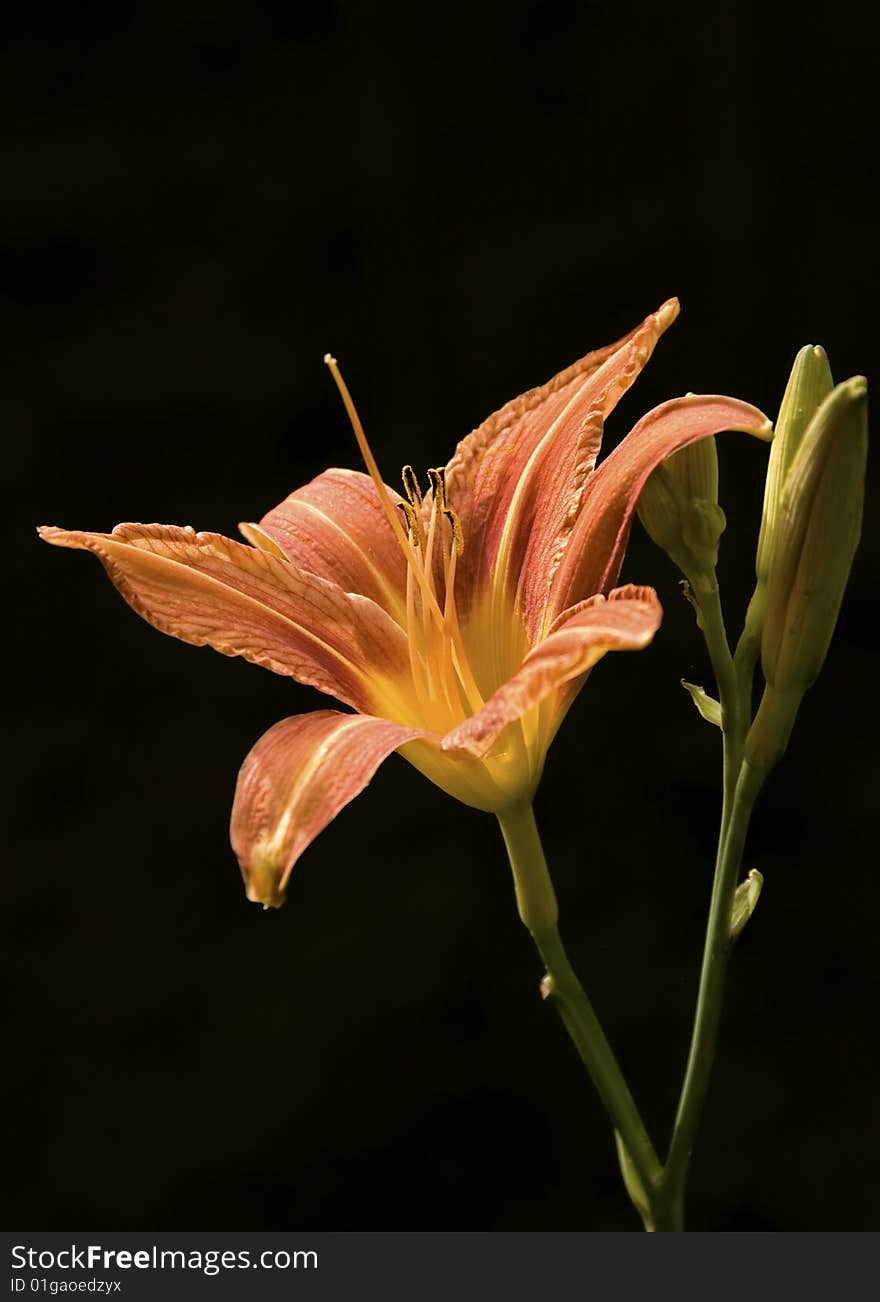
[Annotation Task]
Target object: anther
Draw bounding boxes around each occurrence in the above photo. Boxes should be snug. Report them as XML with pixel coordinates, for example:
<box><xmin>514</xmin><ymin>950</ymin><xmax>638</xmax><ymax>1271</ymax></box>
<box><xmin>401</xmin><ymin>465</ymin><xmax>423</xmax><ymax>506</ymax></box>
<box><xmin>427</xmin><ymin>467</ymin><xmax>447</xmax><ymax>512</ymax></box>
<box><xmin>398</xmin><ymin>500</ymin><xmax>425</xmax><ymax>549</ymax></box>
<box><xmin>444</xmin><ymin>507</ymin><xmax>465</xmax><ymax>557</ymax></box>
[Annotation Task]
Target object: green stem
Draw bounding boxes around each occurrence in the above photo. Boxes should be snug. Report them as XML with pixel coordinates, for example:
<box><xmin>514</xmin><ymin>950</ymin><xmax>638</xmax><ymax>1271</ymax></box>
<box><xmin>497</xmin><ymin>580</ymin><xmax>765</xmax><ymax>1229</ymax></box>
<box><xmin>651</xmin><ymin>1189</ymin><xmax>685</xmax><ymax>1232</ymax></box>
<box><xmin>658</xmin><ymin>573</ymin><xmax>759</xmax><ymax>1216</ymax></box>
<box><xmin>497</xmin><ymin>803</ymin><xmax>662</xmax><ymax>1223</ymax></box>
<box><xmin>664</xmin><ymin>760</ymin><xmax>764</xmax><ymax>1192</ymax></box>
<box><xmin>690</xmin><ymin>575</ymin><xmax>744</xmax><ymax>817</ymax></box>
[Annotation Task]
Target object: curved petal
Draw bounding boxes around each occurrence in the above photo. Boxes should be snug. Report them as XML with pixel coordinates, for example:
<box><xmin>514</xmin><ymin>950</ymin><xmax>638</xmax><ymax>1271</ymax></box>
<box><xmin>442</xmin><ymin>300</ymin><xmax>678</xmax><ymax>633</ymax></box>
<box><xmin>38</xmin><ymin>523</ymin><xmax>410</xmax><ymax>714</ymax></box>
<box><xmin>230</xmin><ymin>710</ymin><xmax>427</xmax><ymax>906</ymax></box>
<box><xmin>548</xmin><ymin>394</ymin><xmax>773</xmax><ymax>622</ymax></box>
<box><xmin>443</xmin><ymin>585</ymin><xmax>663</xmax><ymax>758</ymax></box>
<box><xmin>252</xmin><ymin>468</ymin><xmax>407</xmax><ymax>622</ymax></box>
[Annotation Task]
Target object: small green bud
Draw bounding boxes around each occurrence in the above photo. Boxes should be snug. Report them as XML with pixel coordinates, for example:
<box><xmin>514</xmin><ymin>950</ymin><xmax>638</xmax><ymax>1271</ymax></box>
<box><xmin>637</xmin><ymin>436</ymin><xmax>723</xmax><ymax>578</ymax></box>
<box><xmin>636</xmin><ymin>463</ymin><xmax>683</xmax><ymax>555</ymax></box>
<box><xmin>681</xmin><ymin>499</ymin><xmax>726</xmax><ymax>571</ymax></box>
<box><xmin>668</xmin><ymin>432</ymin><xmax>720</xmax><ymax>504</ymax></box>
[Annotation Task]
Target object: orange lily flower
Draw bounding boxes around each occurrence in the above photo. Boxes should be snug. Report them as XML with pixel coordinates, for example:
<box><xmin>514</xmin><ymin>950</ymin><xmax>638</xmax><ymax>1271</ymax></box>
<box><xmin>39</xmin><ymin>300</ymin><xmax>770</xmax><ymax>907</ymax></box>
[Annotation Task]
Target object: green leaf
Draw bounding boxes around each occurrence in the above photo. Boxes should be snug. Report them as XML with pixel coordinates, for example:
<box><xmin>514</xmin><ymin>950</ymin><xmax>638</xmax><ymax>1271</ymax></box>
<box><xmin>730</xmin><ymin>869</ymin><xmax>764</xmax><ymax>940</ymax></box>
<box><xmin>614</xmin><ymin>1130</ymin><xmax>655</xmax><ymax>1231</ymax></box>
<box><xmin>681</xmin><ymin>679</ymin><xmax>722</xmax><ymax>728</ymax></box>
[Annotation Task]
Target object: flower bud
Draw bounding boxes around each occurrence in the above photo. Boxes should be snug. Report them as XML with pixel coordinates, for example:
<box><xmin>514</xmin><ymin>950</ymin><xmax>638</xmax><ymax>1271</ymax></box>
<box><xmin>637</xmin><ymin>436</ymin><xmax>724</xmax><ymax>578</ymax></box>
<box><xmin>740</xmin><ymin>347</ymin><xmax>834</xmax><ymax>665</ymax></box>
<box><xmin>681</xmin><ymin>499</ymin><xmax>727</xmax><ymax>572</ymax></box>
<box><xmin>745</xmin><ymin>375</ymin><xmax>867</xmax><ymax>771</ymax></box>
<box><xmin>668</xmin><ymin>431</ymin><xmax>720</xmax><ymax>503</ymax></box>
<box><xmin>762</xmin><ymin>376</ymin><xmax>867</xmax><ymax>688</ymax></box>
<box><xmin>756</xmin><ymin>345</ymin><xmax>834</xmax><ymax>585</ymax></box>
<box><xmin>636</xmin><ymin>463</ymin><xmax>682</xmax><ymax>555</ymax></box>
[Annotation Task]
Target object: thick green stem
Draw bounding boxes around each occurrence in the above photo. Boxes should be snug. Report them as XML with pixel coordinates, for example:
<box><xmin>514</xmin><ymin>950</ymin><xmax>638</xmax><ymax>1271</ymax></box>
<box><xmin>651</xmin><ymin>1188</ymin><xmax>685</xmax><ymax>1232</ymax></box>
<box><xmin>497</xmin><ymin>802</ymin><xmax>559</xmax><ymax>937</ymax></box>
<box><xmin>497</xmin><ymin>803</ymin><xmax>662</xmax><ymax>1225</ymax></box>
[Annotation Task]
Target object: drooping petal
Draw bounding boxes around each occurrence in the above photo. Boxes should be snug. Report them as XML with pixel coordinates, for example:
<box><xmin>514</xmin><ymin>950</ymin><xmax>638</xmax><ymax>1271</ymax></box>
<box><xmin>38</xmin><ymin>523</ymin><xmax>411</xmax><ymax>714</ymax></box>
<box><xmin>548</xmin><ymin>395</ymin><xmax>773</xmax><ymax>623</ymax></box>
<box><xmin>230</xmin><ymin>709</ymin><xmax>427</xmax><ymax>906</ymax></box>
<box><xmin>443</xmin><ymin>585</ymin><xmax>663</xmax><ymax>758</ymax></box>
<box><xmin>442</xmin><ymin>300</ymin><xmax>679</xmax><ymax>632</ymax></box>
<box><xmin>251</xmin><ymin>468</ymin><xmax>407</xmax><ymax>621</ymax></box>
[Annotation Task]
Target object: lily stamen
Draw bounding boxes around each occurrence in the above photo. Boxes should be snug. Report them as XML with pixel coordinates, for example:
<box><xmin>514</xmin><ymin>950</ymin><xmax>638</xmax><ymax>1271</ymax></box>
<box><xmin>323</xmin><ymin>357</ymin><xmax>484</xmax><ymax>728</ymax></box>
<box><xmin>323</xmin><ymin>354</ymin><xmax>445</xmax><ymax>630</ymax></box>
<box><xmin>401</xmin><ymin>464</ymin><xmax>423</xmax><ymax>507</ymax></box>
<box><xmin>397</xmin><ymin>499</ymin><xmax>425</xmax><ymax>550</ymax></box>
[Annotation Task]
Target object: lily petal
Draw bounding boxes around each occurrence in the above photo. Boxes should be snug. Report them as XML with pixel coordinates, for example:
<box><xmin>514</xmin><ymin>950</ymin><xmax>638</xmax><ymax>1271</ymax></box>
<box><xmin>443</xmin><ymin>300</ymin><xmax>678</xmax><ymax>633</ymax></box>
<box><xmin>443</xmin><ymin>585</ymin><xmax>662</xmax><ymax>758</ymax></box>
<box><xmin>38</xmin><ymin>523</ymin><xmax>410</xmax><ymax>713</ymax></box>
<box><xmin>253</xmin><ymin>468</ymin><xmax>407</xmax><ymax>621</ymax></box>
<box><xmin>230</xmin><ymin>709</ymin><xmax>426</xmax><ymax>906</ymax></box>
<box><xmin>548</xmin><ymin>394</ymin><xmax>773</xmax><ymax>621</ymax></box>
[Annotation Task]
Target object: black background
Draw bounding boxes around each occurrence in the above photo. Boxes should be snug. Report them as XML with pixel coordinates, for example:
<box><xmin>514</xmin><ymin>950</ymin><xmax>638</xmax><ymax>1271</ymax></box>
<box><xmin>4</xmin><ymin>1</ymin><xmax>878</xmax><ymax>1231</ymax></box>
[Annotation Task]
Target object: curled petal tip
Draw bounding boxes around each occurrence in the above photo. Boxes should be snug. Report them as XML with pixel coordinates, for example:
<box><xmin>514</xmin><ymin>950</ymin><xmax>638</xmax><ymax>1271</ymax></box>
<box><xmin>237</xmin><ymin>520</ymin><xmax>289</xmax><ymax>559</ymax></box>
<box><xmin>231</xmin><ymin>711</ymin><xmax>424</xmax><ymax>906</ymax></box>
<box><xmin>656</xmin><ymin>297</ymin><xmax>680</xmax><ymax>328</ymax></box>
<box><xmin>245</xmin><ymin>867</ymin><xmax>288</xmax><ymax>910</ymax></box>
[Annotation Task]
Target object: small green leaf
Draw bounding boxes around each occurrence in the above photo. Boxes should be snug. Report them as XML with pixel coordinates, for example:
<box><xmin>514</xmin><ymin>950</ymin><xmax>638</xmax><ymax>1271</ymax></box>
<box><xmin>614</xmin><ymin>1130</ymin><xmax>655</xmax><ymax>1232</ymax></box>
<box><xmin>730</xmin><ymin>868</ymin><xmax>764</xmax><ymax>940</ymax></box>
<box><xmin>676</xmin><ymin>580</ymin><xmax>697</xmax><ymax>614</ymax></box>
<box><xmin>681</xmin><ymin>679</ymin><xmax>722</xmax><ymax>728</ymax></box>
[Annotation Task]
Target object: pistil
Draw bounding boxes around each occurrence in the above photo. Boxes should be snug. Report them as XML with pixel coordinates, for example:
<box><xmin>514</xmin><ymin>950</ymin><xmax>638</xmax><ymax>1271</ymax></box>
<box><xmin>324</xmin><ymin>354</ymin><xmax>485</xmax><ymax>731</ymax></box>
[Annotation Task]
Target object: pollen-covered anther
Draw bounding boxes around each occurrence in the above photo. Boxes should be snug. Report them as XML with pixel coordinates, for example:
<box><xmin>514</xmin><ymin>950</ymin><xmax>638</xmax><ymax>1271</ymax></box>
<box><xmin>397</xmin><ymin>499</ymin><xmax>424</xmax><ymax>548</ymax></box>
<box><xmin>401</xmin><ymin>464</ymin><xmax>423</xmax><ymax>507</ymax></box>
<box><xmin>444</xmin><ymin>506</ymin><xmax>464</xmax><ymax>557</ymax></box>
<box><xmin>427</xmin><ymin>467</ymin><xmax>447</xmax><ymax>512</ymax></box>
<box><xmin>423</xmin><ymin>467</ymin><xmax>464</xmax><ymax>554</ymax></box>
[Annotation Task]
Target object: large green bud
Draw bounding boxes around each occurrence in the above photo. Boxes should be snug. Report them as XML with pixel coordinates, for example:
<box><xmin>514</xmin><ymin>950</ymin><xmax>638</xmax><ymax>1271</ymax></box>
<box><xmin>745</xmin><ymin>374</ymin><xmax>868</xmax><ymax>771</ymax></box>
<box><xmin>739</xmin><ymin>346</ymin><xmax>834</xmax><ymax>666</ymax></box>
